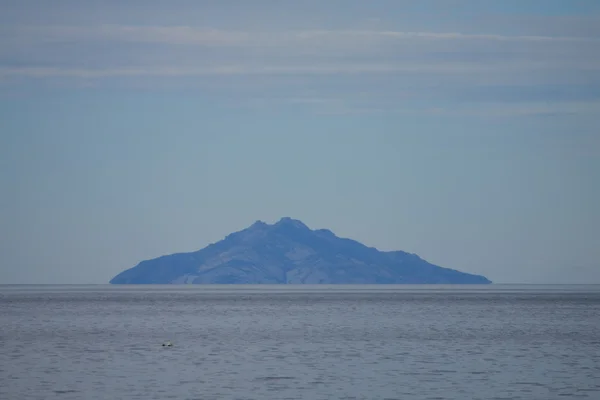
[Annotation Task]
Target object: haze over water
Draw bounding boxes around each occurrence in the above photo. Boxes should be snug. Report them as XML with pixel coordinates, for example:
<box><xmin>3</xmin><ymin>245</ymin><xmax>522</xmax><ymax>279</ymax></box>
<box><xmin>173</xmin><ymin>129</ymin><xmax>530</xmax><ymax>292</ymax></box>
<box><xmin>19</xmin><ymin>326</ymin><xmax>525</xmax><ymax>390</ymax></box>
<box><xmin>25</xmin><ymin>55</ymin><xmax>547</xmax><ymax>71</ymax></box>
<box><xmin>2</xmin><ymin>284</ymin><xmax>599</xmax><ymax>400</ymax></box>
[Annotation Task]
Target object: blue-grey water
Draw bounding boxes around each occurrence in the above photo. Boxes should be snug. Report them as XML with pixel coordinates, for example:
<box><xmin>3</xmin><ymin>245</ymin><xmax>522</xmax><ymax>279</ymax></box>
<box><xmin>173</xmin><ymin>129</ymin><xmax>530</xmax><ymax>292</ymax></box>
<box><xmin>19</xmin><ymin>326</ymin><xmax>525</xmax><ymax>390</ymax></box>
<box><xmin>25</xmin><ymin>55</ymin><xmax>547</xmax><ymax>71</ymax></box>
<box><xmin>1</xmin><ymin>284</ymin><xmax>599</xmax><ymax>400</ymax></box>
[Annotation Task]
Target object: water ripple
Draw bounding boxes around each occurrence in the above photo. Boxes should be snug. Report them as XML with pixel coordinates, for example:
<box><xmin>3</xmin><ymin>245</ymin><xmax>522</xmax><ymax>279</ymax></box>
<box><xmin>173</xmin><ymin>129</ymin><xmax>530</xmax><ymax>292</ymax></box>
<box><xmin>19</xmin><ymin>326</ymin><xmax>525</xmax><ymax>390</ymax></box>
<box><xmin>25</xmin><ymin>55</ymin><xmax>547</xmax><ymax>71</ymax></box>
<box><xmin>1</xmin><ymin>285</ymin><xmax>599</xmax><ymax>400</ymax></box>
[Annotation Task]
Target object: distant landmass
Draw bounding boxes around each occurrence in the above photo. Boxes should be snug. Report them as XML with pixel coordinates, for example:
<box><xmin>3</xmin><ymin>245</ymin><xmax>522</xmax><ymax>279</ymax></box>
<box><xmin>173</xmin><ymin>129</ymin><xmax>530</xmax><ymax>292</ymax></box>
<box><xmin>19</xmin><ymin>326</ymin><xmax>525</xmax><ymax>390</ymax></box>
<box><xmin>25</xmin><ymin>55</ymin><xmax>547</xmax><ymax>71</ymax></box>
<box><xmin>109</xmin><ymin>217</ymin><xmax>491</xmax><ymax>284</ymax></box>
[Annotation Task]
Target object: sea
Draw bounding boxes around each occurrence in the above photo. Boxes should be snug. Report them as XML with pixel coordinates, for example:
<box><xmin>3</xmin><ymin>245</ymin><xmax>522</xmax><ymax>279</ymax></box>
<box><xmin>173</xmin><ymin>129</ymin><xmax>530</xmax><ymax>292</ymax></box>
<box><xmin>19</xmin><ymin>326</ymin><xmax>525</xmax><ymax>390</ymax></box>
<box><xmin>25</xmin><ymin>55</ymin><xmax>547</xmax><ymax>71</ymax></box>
<box><xmin>1</xmin><ymin>284</ymin><xmax>599</xmax><ymax>400</ymax></box>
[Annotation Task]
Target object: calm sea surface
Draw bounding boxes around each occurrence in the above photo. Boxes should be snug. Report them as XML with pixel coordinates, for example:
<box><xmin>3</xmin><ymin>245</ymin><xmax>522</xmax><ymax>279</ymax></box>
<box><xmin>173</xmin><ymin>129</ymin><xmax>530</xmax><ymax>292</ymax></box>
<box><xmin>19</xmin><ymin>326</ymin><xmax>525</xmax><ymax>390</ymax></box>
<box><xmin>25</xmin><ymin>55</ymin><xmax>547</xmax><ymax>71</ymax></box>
<box><xmin>1</xmin><ymin>284</ymin><xmax>599</xmax><ymax>400</ymax></box>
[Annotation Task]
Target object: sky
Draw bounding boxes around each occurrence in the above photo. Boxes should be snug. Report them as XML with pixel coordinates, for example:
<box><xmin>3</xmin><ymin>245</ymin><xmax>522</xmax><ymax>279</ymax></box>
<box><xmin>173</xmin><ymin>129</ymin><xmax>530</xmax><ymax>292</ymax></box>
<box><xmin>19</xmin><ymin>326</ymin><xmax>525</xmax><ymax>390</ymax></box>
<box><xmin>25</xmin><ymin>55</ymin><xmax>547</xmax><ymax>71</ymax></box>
<box><xmin>1</xmin><ymin>0</ymin><xmax>599</xmax><ymax>284</ymax></box>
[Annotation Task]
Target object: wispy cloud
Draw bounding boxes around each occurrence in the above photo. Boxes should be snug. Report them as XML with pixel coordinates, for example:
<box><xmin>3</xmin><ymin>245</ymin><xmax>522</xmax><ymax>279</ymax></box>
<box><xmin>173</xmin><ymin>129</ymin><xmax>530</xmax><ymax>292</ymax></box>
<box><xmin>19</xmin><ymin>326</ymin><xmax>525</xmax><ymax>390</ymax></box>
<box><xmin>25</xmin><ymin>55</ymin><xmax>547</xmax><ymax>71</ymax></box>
<box><xmin>2</xmin><ymin>21</ymin><xmax>600</xmax><ymax>116</ymax></box>
<box><xmin>12</xmin><ymin>25</ymin><xmax>600</xmax><ymax>47</ymax></box>
<box><xmin>3</xmin><ymin>24</ymin><xmax>598</xmax><ymax>76</ymax></box>
<box><xmin>404</xmin><ymin>101</ymin><xmax>600</xmax><ymax>117</ymax></box>
<box><xmin>237</xmin><ymin>94</ymin><xmax>600</xmax><ymax>118</ymax></box>
<box><xmin>13</xmin><ymin>26</ymin><xmax>252</xmax><ymax>46</ymax></box>
<box><xmin>3</xmin><ymin>60</ymin><xmax>599</xmax><ymax>79</ymax></box>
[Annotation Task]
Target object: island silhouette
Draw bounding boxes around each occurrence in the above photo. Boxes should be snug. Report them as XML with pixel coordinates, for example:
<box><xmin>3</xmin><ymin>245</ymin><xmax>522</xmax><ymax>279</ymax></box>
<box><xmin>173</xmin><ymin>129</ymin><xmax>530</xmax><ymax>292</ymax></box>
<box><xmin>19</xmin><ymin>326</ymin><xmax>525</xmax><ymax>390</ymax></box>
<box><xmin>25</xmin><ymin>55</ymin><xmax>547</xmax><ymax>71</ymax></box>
<box><xmin>110</xmin><ymin>217</ymin><xmax>491</xmax><ymax>284</ymax></box>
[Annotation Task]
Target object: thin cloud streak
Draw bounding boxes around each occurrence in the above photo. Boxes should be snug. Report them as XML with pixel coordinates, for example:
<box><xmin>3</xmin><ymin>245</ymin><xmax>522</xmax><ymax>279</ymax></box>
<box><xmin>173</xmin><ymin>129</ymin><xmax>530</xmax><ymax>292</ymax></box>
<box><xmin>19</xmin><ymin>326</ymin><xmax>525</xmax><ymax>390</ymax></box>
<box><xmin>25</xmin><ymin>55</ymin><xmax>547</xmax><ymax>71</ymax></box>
<box><xmin>310</xmin><ymin>100</ymin><xmax>600</xmax><ymax>117</ymax></box>
<box><xmin>0</xmin><ymin>65</ymin><xmax>586</xmax><ymax>80</ymax></box>
<box><xmin>11</xmin><ymin>25</ymin><xmax>600</xmax><ymax>47</ymax></box>
<box><xmin>232</xmin><ymin>94</ymin><xmax>600</xmax><ymax>117</ymax></box>
<box><xmin>3</xmin><ymin>60</ymin><xmax>600</xmax><ymax>79</ymax></box>
<box><xmin>3</xmin><ymin>24</ymin><xmax>598</xmax><ymax>84</ymax></box>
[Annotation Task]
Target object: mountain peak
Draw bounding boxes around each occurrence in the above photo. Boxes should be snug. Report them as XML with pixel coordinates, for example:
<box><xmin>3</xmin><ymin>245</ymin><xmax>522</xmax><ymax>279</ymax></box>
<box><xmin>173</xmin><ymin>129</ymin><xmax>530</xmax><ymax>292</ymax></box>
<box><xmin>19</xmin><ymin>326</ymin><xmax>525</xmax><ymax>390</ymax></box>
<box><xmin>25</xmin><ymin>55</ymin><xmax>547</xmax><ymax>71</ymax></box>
<box><xmin>249</xmin><ymin>220</ymin><xmax>268</xmax><ymax>229</ymax></box>
<box><xmin>274</xmin><ymin>217</ymin><xmax>310</xmax><ymax>230</ymax></box>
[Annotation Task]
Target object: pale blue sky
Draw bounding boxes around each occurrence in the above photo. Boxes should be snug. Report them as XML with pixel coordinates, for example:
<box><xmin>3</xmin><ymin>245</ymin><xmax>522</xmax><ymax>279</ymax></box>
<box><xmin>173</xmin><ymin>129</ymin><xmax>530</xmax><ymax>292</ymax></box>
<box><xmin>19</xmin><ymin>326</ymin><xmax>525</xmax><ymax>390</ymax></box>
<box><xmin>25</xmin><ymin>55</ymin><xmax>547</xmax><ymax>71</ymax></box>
<box><xmin>1</xmin><ymin>0</ymin><xmax>599</xmax><ymax>284</ymax></box>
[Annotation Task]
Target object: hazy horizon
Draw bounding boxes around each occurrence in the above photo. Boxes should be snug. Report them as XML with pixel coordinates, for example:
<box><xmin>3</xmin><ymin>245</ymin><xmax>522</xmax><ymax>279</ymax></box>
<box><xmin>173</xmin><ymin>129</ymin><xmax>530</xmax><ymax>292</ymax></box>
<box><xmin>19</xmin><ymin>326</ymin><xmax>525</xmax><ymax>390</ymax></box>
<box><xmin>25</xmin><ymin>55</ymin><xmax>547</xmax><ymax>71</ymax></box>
<box><xmin>1</xmin><ymin>0</ymin><xmax>599</xmax><ymax>285</ymax></box>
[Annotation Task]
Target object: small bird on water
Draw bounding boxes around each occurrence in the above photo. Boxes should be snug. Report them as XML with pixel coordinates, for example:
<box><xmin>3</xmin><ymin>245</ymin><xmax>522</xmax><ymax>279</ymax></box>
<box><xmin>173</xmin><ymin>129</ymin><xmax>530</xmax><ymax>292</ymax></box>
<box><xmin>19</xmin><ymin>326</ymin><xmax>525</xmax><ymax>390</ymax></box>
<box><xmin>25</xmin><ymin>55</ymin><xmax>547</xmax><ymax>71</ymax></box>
<box><xmin>162</xmin><ymin>340</ymin><xmax>173</xmax><ymax>347</ymax></box>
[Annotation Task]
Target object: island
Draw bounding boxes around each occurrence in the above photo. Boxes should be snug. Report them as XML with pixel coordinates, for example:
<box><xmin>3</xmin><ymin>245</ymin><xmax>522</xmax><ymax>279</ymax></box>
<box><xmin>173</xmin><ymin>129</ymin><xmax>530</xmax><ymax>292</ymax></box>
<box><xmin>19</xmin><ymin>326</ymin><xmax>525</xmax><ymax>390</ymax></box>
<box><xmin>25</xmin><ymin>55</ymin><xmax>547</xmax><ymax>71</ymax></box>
<box><xmin>110</xmin><ymin>217</ymin><xmax>491</xmax><ymax>284</ymax></box>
